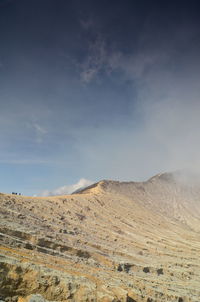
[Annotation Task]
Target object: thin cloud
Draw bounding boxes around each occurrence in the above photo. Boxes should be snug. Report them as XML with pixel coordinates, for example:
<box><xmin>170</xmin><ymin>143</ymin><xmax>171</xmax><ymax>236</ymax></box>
<box><xmin>39</xmin><ymin>178</ymin><xmax>93</xmax><ymax>196</ymax></box>
<box><xmin>80</xmin><ymin>18</ymin><xmax>94</xmax><ymax>30</ymax></box>
<box><xmin>80</xmin><ymin>36</ymin><xmax>106</xmax><ymax>83</ymax></box>
<box><xmin>33</xmin><ymin>123</ymin><xmax>47</xmax><ymax>143</ymax></box>
<box><xmin>80</xmin><ymin>35</ymin><xmax>122</xmax><ymax>83</ymax></box>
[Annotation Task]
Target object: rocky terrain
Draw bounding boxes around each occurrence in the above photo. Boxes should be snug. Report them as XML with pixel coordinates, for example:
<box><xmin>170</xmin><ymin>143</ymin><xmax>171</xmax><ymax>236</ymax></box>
<box><xmin>1</xmin><ymin>172</ymin><xmax>200</xmax><ymax>302</ymax></box>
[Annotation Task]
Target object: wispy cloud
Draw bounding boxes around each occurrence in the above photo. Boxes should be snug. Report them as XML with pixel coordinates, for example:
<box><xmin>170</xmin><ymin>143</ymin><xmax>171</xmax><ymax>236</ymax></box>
<box><xmin>80</xmin><ymin>18</ymin><xmax>94</xmax><ymax>30</ymax></box>
<box><xmin>80</xmin><ymin>35</ymin><xmax>122</xmax><ymax>83</ymax></box>
<box><xmin>39</xmin><ymin>178</ymin><xmax>93</xmax><ymax>196</ymax></box>
<box><xmin>71</xmin><ymin>38</ymin><xmax>200</xmax><ymax>181</ymax></box>
<box><xmin>32</xmin><ymin>123</ymin><xmax>47</xmax><ymax>143</ymax></box>
<box><xmin>79</xmin><ymin>34</ymin><xmax>164</xmax><ymax>84</ymax></box>
<box><xmin>80</xmin><ymin>36</ymin><xmax>106</xmax><ymax>83</ymax></box>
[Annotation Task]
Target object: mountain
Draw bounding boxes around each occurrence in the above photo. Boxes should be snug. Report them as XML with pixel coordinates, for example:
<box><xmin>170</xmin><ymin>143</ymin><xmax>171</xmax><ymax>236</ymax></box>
<box><xmin>1</xmin><ymin>172</ymin><xmax>200</xmax><ymax>302</ymax></box>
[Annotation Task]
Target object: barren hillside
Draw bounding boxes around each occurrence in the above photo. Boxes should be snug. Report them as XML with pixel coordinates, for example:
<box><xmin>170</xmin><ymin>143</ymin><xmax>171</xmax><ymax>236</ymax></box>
<box><xmin>1</xmin><ymin>172</ymin><xmax>200</xmax><ymax>302</ymax></box>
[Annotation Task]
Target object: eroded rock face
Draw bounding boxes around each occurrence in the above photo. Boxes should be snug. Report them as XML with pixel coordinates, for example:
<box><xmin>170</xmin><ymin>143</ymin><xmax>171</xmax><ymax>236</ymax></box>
<box><xmin>0</xmin><ymin>172</ymin><xmax>200</xmax><ymax>301</ymax></box>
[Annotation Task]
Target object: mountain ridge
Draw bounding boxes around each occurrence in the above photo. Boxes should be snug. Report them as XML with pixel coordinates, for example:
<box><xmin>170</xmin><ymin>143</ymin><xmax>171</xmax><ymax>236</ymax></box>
<box><xmin>74</xmin><ymin>170</ymin><xmax>199</xmax><ymax>195</ymax></box>
<box><xmin>0</xmin><ymin>171</ymin><xmax>200</xmax><ymax>301</ymax></box>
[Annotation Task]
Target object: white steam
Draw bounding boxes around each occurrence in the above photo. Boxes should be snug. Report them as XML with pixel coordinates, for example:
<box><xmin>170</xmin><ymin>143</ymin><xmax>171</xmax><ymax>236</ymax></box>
<box><xmin>39</xmin><ymin>178</ymin><xmax>93</xmax><ymax>196</ymax></box>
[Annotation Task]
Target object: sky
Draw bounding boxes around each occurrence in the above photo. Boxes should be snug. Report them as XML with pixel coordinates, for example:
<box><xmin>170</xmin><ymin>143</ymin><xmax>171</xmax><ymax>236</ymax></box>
<box><xmin>0</xmin><ymin>0</ymin><xmax>200</xmax><ymax>195</ymax></box>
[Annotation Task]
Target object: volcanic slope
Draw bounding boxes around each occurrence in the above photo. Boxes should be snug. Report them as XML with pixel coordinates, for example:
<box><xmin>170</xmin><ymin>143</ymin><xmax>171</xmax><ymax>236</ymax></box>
<box><xmin>1</xmin><ymin>172</ymin><xmax>200</xmax><ymax>302</ymax></box>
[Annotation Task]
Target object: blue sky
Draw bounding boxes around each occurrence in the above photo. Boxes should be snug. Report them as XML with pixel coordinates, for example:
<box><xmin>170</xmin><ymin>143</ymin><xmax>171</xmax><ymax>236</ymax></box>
<box><xmin>0</xmin><ymin>0</ymin><xmax>200</xmax><ymax>195</ymax></box>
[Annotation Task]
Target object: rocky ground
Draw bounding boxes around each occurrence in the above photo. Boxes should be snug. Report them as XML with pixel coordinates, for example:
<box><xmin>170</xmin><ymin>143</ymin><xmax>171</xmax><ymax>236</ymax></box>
<box><xmin>0</xmin><ymin>172</ymin><xmax>200</xmax><ymax>301</ymax></box>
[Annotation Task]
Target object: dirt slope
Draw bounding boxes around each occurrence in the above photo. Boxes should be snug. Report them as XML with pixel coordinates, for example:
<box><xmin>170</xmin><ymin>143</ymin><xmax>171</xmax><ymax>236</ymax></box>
<box><xmin>1</xmin><ymin>172</ymin><xmax>200</xmax><ymax>302</ymax></box>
